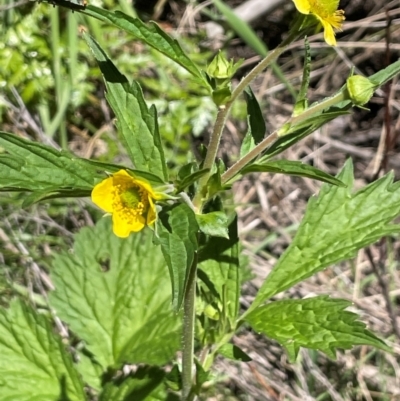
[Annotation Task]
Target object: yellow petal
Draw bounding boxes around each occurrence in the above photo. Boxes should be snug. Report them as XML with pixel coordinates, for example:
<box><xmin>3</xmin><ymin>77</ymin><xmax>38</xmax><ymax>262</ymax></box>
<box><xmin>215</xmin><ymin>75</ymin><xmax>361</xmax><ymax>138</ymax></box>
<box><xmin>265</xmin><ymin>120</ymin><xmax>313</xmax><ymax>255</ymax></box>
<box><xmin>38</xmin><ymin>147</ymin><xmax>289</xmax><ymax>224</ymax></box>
<box><xmin>146</xmin><ymin>197</ymin><xmax>157</xmax><ymax>226</ymax></box>
<box><xmin>131</xmin><ymin>176</ymin><xmax>161</xmax><ymax>199</ymax></box>
<box><xmin>91</xmin><ymin>177</ymin><xmax>115</xmax><ymax>213</ymax></box>
<box><xmin>293</xmin><ymin>0</ymin><xmax>311</xmax><ymax>14</ymax></box>
<box><xmin>112</xmin><ymin>170</ymin><xmax>135</xmax><ymax>187</ymax></box>
<box><xmin>318</xmin><ymin>0</ymin><xmax>340</xmax><ymax>15</ymax></box>
<box><xmin>112</xmin><ymin>212</ymin><xmax>145</xmax><ymax>238</ymax></box>
<box><xmin>115</xmin><ymin>169</ymin><xmax>164</xmax><ymax>200</ymax></box>
<box><xmin>112</xmin><ymin>169</ymin><xmax>132</xmax><ymax>179</ymax></box>
<box><xmin>320</xmin><ymin>18</ymin><xmax>337</xmax><ymax>46</ymax></box>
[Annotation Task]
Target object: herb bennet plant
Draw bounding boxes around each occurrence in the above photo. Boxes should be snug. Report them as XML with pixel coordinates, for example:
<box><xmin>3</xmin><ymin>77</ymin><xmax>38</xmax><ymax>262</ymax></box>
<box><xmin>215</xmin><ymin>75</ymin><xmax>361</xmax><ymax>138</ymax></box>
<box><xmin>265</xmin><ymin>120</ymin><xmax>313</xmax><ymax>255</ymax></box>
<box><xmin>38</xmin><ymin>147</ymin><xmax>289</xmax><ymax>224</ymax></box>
<box><xmin>1</xmin><ymin>0</ymin><xmax>400</xmax><ymax>400</ymax></box>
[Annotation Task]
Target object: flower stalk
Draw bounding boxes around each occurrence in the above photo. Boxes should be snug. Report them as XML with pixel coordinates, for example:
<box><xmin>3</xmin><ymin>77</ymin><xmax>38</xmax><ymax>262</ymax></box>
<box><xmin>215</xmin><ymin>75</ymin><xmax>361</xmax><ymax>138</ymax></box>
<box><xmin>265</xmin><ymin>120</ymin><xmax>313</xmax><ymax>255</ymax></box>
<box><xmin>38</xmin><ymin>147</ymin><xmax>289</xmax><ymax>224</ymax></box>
<box><xmin>192</xmin><ymin>30</ymin><xmax>299</xmax><ymax>212</ymax></box>
<box><xmin>221</xmin><ymin>90</ymin><xmax>346</xmax><ymax>184</ymax></box>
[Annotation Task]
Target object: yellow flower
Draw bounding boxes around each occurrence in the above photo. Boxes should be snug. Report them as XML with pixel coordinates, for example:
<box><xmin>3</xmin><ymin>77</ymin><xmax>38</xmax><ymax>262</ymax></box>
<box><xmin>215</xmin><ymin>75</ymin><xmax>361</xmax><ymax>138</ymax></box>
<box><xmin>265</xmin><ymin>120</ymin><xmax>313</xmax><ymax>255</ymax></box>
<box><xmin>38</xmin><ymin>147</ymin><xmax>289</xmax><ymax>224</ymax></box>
<box><xmin>91</xmin><ymin>170</ymin><xmax>164</xmax><ymax>238</ymax></box>
<box><xmin>293</xmin><ymin>0</ymin><xmax>345</xmax><ymax>46</ymax></box>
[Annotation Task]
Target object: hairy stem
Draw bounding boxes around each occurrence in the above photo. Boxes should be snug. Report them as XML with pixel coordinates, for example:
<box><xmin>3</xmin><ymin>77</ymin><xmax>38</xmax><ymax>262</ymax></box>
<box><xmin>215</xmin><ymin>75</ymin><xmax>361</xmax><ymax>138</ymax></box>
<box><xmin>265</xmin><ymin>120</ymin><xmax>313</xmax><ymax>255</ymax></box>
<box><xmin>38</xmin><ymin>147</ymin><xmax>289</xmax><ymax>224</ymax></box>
<box><xmin>193</xmin><ymin>106</ymin><xmax>228</xmax><ymax>211</ymax></box>
<box><xmin>221</xmin><ymin>131</ymin><xmax>280</xmax><ymax>184</ymax></box>
<box><xmin>192</xmin><ymin>32</ymin><xmax>298</xmax><ymax>212</ymax></box>
<box><xmin>221</xmin><ymin>90</ymin><xmax>347</xmax><ymax>184</ymax></box>
<box><xmin>181</xmin><ymin>254</ymin><xmax>198</xmax><ymax>400</ymax></box>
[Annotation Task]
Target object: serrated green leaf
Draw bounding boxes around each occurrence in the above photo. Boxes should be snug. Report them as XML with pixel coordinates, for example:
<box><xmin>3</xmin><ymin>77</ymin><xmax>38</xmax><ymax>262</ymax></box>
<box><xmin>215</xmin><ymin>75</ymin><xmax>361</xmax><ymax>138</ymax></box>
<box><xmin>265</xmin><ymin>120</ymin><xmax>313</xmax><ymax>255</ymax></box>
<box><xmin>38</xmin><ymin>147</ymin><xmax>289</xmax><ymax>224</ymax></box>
<box><xmin>247</xmin><ymin>160</ymin><xmax>400</xmax><ymax>313</ymax></box>
<box><xmin>49</xmin><ymin>219</ymin><xmax>180</xmax><ymax>369</ymax></box>
<box><xmin>156</xmin><ymin>203</ymin><xmax>199</xmax><ymax>311</ymax></box>
<box><xmin>0</xmin><ymin>300</ymin><xmax>86</xmax><ymax>401</ymax></box>
<box><xmin>83</xmin><ymin>6</ymin><xmax>208</xmax><ymax>88</ymax></box>
<box><xmin>99</xmin><ymin>366</ymin><xmax>167</xmax><ymax>401</ymax></box>
<box><xmin>196</xmin><ymin>211</ymin><xmax>229</xmax><ymax>239</ymax></box>
<box><xmin>83</xmin><ymin>34</ymin><xmax>168</xmax><ymax>181</ymax></box>
<box><xmin>0</xmin><ymin>132</ymin><xmax>96</xmax><ymax>192</ymax></box>
<box><xmin>241</xmin><ymin>160</ymin><xmax>345</xmax><ymax>187</ymax></box>
<box><xmin>246</xmin><ymin>296</ymin><xmax>389</xmax><ymax>361</ymax></box>
<box><xmin>244</xmin><ymin>86</ymin><xmax>265</xmax><ymax>144</ymax></box>
<box><xmin>199</xmin><ymin>215</ymin><xmax>240</xmax><ymax>324</ymax></box>
<box><xmin>218</xmin><ymin>343</ymin><xmax>252</xmax><ymax>362</ymax></box>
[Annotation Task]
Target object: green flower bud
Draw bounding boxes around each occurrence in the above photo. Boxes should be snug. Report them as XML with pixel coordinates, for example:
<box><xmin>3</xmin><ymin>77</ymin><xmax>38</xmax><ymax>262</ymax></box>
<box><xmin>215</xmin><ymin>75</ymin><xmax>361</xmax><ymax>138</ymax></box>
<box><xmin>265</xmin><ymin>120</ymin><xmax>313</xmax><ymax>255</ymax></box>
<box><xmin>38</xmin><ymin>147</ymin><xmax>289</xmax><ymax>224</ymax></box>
<box><xmin>207</xmin><ymin>51</ymin><xmax>234</xmax><ymax>80</ymax></box>
<box><xmin>346</xmin><ymin>75</ymin><xmax>378</xmax><ymax>106</ymax></box>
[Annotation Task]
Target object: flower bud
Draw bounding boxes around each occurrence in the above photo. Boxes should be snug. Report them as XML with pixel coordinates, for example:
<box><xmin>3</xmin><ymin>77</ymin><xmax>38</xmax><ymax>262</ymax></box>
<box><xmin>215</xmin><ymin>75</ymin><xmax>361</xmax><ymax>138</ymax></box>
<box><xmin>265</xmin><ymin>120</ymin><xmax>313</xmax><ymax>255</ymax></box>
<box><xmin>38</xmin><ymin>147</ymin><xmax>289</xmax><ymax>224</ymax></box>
<box><xmin>207</xmin><ymin>51</ymin><xmax>234</xmax><ymax>80</ymax></box>
<box><xmin>346</xmin><ymin>75</ymin><xmax>378</xmax><ymax>106</ymax></box>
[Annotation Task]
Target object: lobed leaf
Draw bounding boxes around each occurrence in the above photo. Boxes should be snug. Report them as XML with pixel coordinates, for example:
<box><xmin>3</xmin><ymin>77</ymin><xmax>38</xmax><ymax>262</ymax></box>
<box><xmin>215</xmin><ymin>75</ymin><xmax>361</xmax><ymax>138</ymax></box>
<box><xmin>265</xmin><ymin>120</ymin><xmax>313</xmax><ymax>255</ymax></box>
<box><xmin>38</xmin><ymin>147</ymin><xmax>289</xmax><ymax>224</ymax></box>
<box><xmin>246</xmin><ymin>296</ymin><xmax>389</xmax><ymax>361</ymax></box>
<box><xmin>49</xmin><ymin>218</ymin><xmax>181</xmax><ymax>370</ymax></box>
<box><xmin>0</xmin><ymin>300</ymin><xmax>86</xmax><ymax>401</ymax></box>
<box><xmin>248</xmin><ymin>159</ymin><xmax>400</xmax><ymax>313</ymax></box>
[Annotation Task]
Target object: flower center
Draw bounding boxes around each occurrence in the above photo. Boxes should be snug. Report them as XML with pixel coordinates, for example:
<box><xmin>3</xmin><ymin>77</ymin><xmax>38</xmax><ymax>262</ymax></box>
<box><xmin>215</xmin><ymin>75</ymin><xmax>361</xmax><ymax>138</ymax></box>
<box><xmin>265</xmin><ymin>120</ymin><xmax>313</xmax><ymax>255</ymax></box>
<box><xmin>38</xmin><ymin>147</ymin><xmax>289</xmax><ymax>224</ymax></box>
<box><xmin>113</xmin><ymin>183</ymin><xmax>149</xmax><ymax>221</ymax></box>
<box><xmin>120</xmin><ymin>187</ymin><xmax>142</xmax><ymax>208</ymax></box>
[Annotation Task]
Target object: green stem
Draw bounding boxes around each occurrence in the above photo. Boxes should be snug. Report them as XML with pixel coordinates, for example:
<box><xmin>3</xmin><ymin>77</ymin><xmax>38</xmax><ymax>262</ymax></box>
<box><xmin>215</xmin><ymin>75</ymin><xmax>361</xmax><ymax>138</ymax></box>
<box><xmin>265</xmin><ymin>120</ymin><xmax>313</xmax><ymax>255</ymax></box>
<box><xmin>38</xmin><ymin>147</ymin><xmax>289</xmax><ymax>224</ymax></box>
<box><xmin>221</xmin><ymin>90</ymin><xmax>347</xmax><ymax>184</ymax></box>
<box><xmin>192</xmin><ymin>32</ymin><xmax>298</xmax><ymax>212</ymax></box>
<box><xmin>221</xmin><ymin>131</ymin><xmax>280</xmax><ymax>184</ymax></box>
<box><xmin>290</xmin><ymin>90</ymin><xmax>346</xmax><ymax>125</ymax></box>
<box><xmin>193</xmin><ymin>106</ymin><xmax>228</xmax><ymax>211</ymax></box>
<box><xmin>181</xmin><ymin>254</ymin><xmax>198</xmax><ymax>400</ymax></box>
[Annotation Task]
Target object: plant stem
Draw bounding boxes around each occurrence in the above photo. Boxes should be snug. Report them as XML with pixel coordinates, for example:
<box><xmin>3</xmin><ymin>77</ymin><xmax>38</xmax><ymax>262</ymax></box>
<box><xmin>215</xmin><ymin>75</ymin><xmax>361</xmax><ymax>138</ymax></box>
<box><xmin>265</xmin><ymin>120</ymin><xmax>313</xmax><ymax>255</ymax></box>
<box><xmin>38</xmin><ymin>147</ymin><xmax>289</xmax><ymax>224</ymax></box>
<box><xmin>221</xmin><ymin>90</ymin><xmax>347</xmax><ymax>184</ymax></box>
<box><xmin>193</xmin><ymin>106</ymin><xmax>228</xmax><ymax>212</ymax></box>
<box><xmin>192</xmin><ymin>32</ymin><xmax>298</xmax><ymax>212</ymax></box>
<box><xmin>181</xmin><ymin>254</ymin><xmax>198</xmax><ymax>400</ymax></box>
<box><xmin>221</xmin><ymin>131</ymin><xmax>279</xmax><ymax>184</ymax></box>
